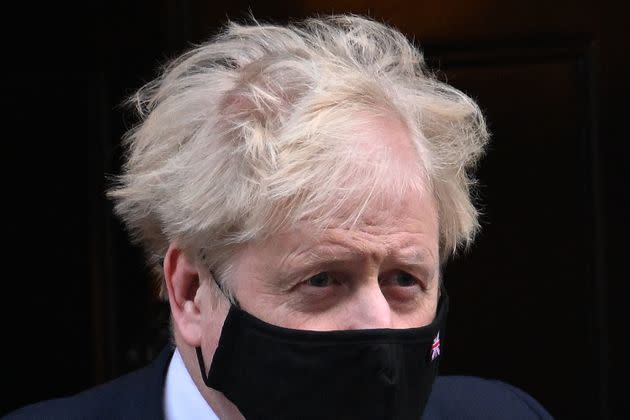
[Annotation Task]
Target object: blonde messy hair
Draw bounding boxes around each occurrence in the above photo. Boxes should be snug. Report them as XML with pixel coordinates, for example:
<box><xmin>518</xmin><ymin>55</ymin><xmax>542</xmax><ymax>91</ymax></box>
<box><xmin>108</xmin><ymin>15</ymin><xmax>488</xmax><ymax>298</ymax></box>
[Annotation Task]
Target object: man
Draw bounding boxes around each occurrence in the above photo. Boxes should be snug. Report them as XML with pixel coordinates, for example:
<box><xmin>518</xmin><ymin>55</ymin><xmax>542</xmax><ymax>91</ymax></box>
<box><xmin>7</xmin><ymin>15</ymin><xmax>552</xmax><ymax>419</ymax></box>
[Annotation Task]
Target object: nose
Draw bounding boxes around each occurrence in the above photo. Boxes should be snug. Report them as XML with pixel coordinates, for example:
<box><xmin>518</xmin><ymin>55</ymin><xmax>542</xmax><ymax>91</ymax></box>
<box><xmin>343</xmin><ymin>280</ymin><xmax>393</xmax><ymax>330</ymax></box>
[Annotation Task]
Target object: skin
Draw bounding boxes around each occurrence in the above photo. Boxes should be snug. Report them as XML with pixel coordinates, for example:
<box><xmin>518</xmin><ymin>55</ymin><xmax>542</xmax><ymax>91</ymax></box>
<box><xmin>163</xmin><ymin>116</ymin><xmax>440</xmax><ymax>418</ymax></box>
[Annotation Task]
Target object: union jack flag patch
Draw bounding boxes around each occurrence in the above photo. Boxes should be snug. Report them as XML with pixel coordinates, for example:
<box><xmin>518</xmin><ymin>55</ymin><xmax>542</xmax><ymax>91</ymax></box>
<box><xmin>430</xmin><ymin>332</ymin><xmax>441</xmax><ymax>361</ymax></box>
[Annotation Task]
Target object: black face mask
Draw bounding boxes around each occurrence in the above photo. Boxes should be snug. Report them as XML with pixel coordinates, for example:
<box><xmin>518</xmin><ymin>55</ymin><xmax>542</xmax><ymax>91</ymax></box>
<box><xmin>196</xmin><ymin>290</ymin><xmax>448</xmax><ymax>420</ymax></box>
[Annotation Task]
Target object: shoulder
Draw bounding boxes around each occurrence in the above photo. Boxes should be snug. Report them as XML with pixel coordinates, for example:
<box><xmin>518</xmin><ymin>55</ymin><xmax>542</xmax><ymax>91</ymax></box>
<box><xmin>4</xmin><ymin>348</ymin><xmax>173</xmax><ymax>420</ymax></box>
<box><xmin>423</xmin><ymin>375</ymin><xmax>553</xmax><ymax>420</ymax></box>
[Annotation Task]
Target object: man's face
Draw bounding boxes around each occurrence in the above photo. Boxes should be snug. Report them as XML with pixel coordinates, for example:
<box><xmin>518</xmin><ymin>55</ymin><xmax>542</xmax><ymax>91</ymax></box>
<box><xmin>225</xmin><ymin>189</ymin><xmax>440</xmax><ymax>331</ymax></box>
<box><xmin>204</xmin><ymin>115</ymin><xmax>440</xmax><ymax>333</ymax></box>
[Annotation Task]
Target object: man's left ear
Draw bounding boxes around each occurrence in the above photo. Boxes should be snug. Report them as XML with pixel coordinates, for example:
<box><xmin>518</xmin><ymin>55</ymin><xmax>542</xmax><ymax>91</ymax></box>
<box><xmin>163</xmin><ymin>243</ymin><xmax>206</xmax><ymax>347</ymax></box>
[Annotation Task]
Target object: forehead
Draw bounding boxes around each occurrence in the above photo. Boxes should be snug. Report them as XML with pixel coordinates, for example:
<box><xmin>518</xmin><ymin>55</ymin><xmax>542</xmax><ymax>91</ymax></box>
<box><xmin>304</xmin><ymin>184</ymin><xmax>437</xmax><ymax>241</ymax></box>
<box><xmin>231</xmin><ymin>186</ymin><xmax>439</xmax><ymax>273</ymax></box>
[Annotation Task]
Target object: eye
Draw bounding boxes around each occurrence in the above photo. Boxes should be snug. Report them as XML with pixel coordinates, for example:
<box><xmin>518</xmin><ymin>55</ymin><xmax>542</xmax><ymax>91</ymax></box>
<box><xmin>379</xmin><ymin>270</ymin><xmax>420</xmax><ymax>288</ymax></box>
<box><xmin>392</xmin><ymin>271</ymin><xmax>417</xmax><ymax>287</ymax></box>
<box><xmin>378</xmin><ymin>270</ymin><xmax>426</xmax><ymax>309</ymax></box>
<box><xmin>305</xmin><ymin>272</ymin><xmax>333</xmax><ymax>288</ymax></box>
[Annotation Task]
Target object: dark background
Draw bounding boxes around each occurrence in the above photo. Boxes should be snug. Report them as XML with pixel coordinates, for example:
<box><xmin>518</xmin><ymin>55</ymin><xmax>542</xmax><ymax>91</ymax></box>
<box><xmin>3</xmin><ymin>1</ymin><xmax>628</xmax><ymax>418</ymax></box>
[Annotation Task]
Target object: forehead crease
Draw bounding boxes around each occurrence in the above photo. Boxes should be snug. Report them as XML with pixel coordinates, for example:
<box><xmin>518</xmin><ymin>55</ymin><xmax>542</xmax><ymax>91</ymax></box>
<box><xmin>314</xmin><ymin>230</ymin><xmax>390</xmax><ymax>261</ymax></box>
<box><xmin>276</xmin><ymin>213</ymin><xmax>436</xmax><ymax>263</ymax></box>
<box><xmin>276</xmin><ymin>230</ymin><xmax>383</xmax><ymax>266</ymax></box>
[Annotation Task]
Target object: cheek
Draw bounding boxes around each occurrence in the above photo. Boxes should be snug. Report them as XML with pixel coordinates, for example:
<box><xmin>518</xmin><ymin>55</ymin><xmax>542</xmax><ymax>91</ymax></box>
<box><xmin>379</xmin><ymin>279</ymin><xmax>439</xmax><ymax>328</ymax></box>
<box><xmin>395</xmin><ymin>293</ymin><xmax>438</xmax><ymax>328</ymax></box>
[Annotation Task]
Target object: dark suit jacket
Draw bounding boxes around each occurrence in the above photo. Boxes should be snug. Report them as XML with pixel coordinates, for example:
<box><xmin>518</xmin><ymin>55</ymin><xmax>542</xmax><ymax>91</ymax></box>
<box><xmin>5</xmin><ymin>347</ymin><xmax>553</xmax><ymax>419</ymax></box>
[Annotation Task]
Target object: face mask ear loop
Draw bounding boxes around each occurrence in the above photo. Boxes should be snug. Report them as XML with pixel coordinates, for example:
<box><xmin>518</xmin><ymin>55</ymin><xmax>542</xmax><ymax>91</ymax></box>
<box><xmin>196</xmin><ymin>266</ymin><xmax>241</xmax><ymax>387</ymax></box>
<box><xmin>196</xmin><ymin>346</ymin><xmax>213</xmax><ymax>387</ymax></box>
<box><xmin>210</xmin><ymin>273</ymin><xmax>241</xmax><ymax>309</ymax></box>
<box><xmin>195</xmin><ymin>273</ymin><xmax>237</xmax><ymax>388</ymax></box>
<box><xmin>195</xmin><ymin>248</ymin><xmax>241</xmax><ymax>308</ymax></box>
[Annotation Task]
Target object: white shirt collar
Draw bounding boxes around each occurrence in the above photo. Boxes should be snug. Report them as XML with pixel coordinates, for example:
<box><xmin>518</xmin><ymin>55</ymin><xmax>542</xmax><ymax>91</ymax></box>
<box><xmin>164</xmin><ymin>349</ymin><xmax>220</xmax><ymax>420</ymax></box>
